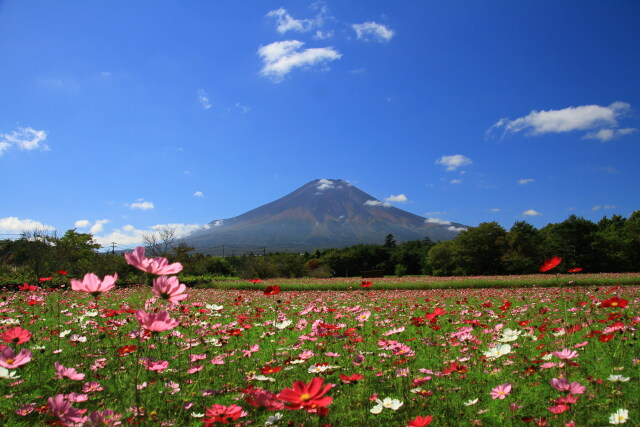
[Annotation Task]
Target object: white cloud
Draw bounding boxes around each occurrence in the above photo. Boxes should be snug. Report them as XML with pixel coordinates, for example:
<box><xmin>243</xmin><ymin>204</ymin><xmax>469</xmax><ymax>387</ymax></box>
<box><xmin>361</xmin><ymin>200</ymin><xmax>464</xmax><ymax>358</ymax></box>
<box><xmin>75</xmin><ymin>219</ymin><xmax>90</xmax><ymax>228</ymax></box>
<box><xmin>0</xmin><ymin>217</ymin><xmax>55</xmax><ymax>234</ymax></box>
<box><xmin>0</xmin><ymin>127</ymin><xmax>49</xmax><ymax>156</ymax></box>
<box><xmin>313</xmin><ymin>30</ymin><xmax>334</xmax><ymax>40</ymax></box>
<box><xmin>592</xmin><ymin>204</ymin><xmax>616</xmax><ymax>211</ymax></box>
<box><xmin>448</xmin><ymin>226</ymin><xmax>467</xmax><ymax>233</ymax></box>
<box><xmin>488</xmin><ymin>102</ymin><xmax>634</xmax><ymax>139</ymax></box>
<box><xmin>93</xmin><ymin>223</ymin><xmax>205</xmax><ymax>247</ymax></box>
<box><xmin>197</xmin><ymin>89</ymin><xmax>212</xmax><ymax>110</ymax></box>
<box><xmin>316</xmin><ymin>179</ymin><xmax>335</xmax><ymax>191</ymax></box>
<box><xmin>450</xmin><ymin>179</ymin><xmax>462</xmax><ymax>184</ymax></box>
<box><xmin>258</xmin><ymin>40</ymin><xmax>341</xmax><ymax>82</ymax></box>
<box><xmin>194</xmin><ymin>191</ymin><xmax>204</xmax><ymax>197</ymax></box>
<box><xmin>489</xmin><ymin>208</ymin><xmax>501</xmax><ymax>212</ymax></box>
<box><xmin>583</xmin><ymin>127</ymin><xmax>636</xmax><ymax>142</ymax></box>
<box><xmin>425</xmin><ymin>218</ymin><xmax>451</xmax><ymax>225</ymax></box>
<box><xmin>267</xmin><ymin>8</ymin><xmax>314</xmax><ymax>33</ymax></box>
<box><xmin>89</xmin><ymin>219</ymin><xmax>109</xmax><ymax>235</ymax></box>
<box><xmin>129</xmin><ymin>200</ymin><xmax>154</xmax><ymax>210</ymax></box>
<box><xmin>352</xmin><ymin>22</ymin><xmax>394</xmax><ymax>42</ymax></box>
<box><xmin>425</xmin><ymin>211</ymin><xmax>447</xmax><ymax>216</ymax></box>
<box><xmin>436</xmin><ymin>154</ymin><xmax>473</xmax><ymax>171</ymax></box>
<box><xmin>385</xmin><ymin>194</ymin><xmax>408</xmax><ymax>203</ymax></box>
<box><xmin>364</xmin><ymin>200</ymin><xmax>391</xmax><ymax>207</ymax></box>
<box><xmin>518</xmin><ymin>178</ymin><xmax>534</xmax><ymax>185</ymax></box>
<box><xmin>522</xmin><ymin>209</ymin><xmax>542</xmax><ymax>216</ymax></box>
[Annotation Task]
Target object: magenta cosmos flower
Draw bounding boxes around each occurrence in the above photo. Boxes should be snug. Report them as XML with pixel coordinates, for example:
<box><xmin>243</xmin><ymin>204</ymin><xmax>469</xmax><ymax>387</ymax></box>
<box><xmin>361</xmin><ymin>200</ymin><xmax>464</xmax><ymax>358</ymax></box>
<box><xmin>152</xmin><ymin>276</ymin><xmax>188</xmax><ymax>305</ymax></box>
<box><xmin>125</xmin><ymin>247</ymin><xmax>183</xmax><ymax>275</ymax></box>
<box><xmin>0</xmin><ymin>347</ymin><xmax>32</xmax><ymax>369</ymax></box>
<box><xmin>550</xmin><ymin>378</ymin><xmax>586</xmax><ymax>394</ymax></box>
<box><xmin>47</xmin><ymin>394</ymin><xmax>88</xmax><ymax>426</ymax></box>
<box><xmin>54</xmin><ymin>361</ymin><xmax>85</xmax><ymax>381</ymax></box>
<box><xmin>70</xmin><ymin>273</ymin><xmax>117</xmax><ymax>296</ymax></box>
<box><xmin>135</xmin><ymin>309</ymin><xmax>179</xmax><ymax>332</ymax></box>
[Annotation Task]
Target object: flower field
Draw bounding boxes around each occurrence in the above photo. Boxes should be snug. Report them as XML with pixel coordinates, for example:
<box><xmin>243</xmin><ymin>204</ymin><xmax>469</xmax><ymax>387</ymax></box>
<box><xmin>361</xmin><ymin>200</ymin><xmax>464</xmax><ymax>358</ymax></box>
<box><xmin>1</xmin><ymin>250</ymin><xmax>638</xmax><ymax>426</ymax></box>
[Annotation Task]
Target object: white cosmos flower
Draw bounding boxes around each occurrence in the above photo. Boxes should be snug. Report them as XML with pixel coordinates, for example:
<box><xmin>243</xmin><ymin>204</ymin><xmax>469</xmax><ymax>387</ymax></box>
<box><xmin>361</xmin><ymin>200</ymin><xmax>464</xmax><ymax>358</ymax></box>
<box><xmin>0</xmin><ymin>367</ymin><xmax>20</xmax><ymax>379</ymax></box>
<box><xmin>206</xmin><ymin>304</ymin><xmax>224</xmax><ymax>311</ymax></box>
<box><xmin>497</xmin><ymin>328</ymin><xmax>522</xmax><ymax>342</ymax></box>
<box><xmin>252</xmin><ymin>375</ymin><xmax>276</xmax><ymax>382</ymax></box>
<box><xmin>275</xmin><ymin>319</ymin><xmax>292</xmax><ymax>330</ymax></box>
<box><xmin>463</xmin><ymin>398</ymin><xmax>479</xmax><ymax>406</ymax></box>
<box><xmin>608</xmin><ymin>375</ymin><xmax>631</xmax><ymax>382</ymax></box>
<box><xmin>483</xmin><ymin>344</ymin><xmax>511</xmax><ymax>360</ymax></box>
<box><xmin>265</xmin><ymin>412</ymin><xmax>283</xmax><ymax>426</ymax></box>
<box><xmin>609</xmin><ymin>408</ymin><xmax>629</xmax><ymax>424</ymax></box>
<box><xmin>59</xmin><ymin>329</ymin><xmax>72</xmax><ymax>338</ymax></box>
<box><xmin>371</xmin><ymin>397</ymin><xmax>403</xmax><ymax>414</ymax></box>
<box><xmin>191</xmin><ymin>412</ymin><xmax>204</xmax><ymax>418</ymax></box>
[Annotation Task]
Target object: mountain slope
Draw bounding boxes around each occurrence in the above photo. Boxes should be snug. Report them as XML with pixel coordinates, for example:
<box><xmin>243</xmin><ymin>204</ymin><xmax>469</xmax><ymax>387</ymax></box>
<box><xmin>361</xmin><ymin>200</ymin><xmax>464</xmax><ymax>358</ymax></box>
<box><xmin>184</xmin><ymin>179</ymin><xmax>467</xmax><ymax>253</ymax></box>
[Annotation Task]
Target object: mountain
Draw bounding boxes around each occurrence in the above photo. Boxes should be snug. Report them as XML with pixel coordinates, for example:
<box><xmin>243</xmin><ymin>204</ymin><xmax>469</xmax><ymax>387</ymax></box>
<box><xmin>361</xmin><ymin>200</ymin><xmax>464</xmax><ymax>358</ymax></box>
<box><xmin>184</xmin><ymin>179</ymin><xmax>467</xmax><ymax>253</ymax></box>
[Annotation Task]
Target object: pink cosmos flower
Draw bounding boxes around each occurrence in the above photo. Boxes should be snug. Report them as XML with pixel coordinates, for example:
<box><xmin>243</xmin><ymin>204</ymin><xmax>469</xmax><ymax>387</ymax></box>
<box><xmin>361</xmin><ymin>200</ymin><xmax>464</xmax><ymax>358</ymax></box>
<box><xmin>54</xmin><ymin>361</ymin><xmax>85</xmax><ymax>381</ymax></box>
<box><xmin>125</xmin><ymin>246</ymin><xmax>183</xmax><ymax>275</ymax></box>
<box><xmin>202</xmin><ymin>404</ymin><xmax>246</xmax><ymax>425</ymax></box>
<box><xmin>139</xmin><ymin>358</ymin><xmax>169</xmax><ymax>372</ymax></box>
<box><xmin>71</xmin><ymin>273</ymin><xmax>117</xmax><ymax>296</ymax></box>
<box><xmin>490</xmin><ymin>383</ymin><xmax>512</xmax><ymax>400</ymax></box>
<box><xmin>549</xmin><ymin>378</ymin><xmax>586</xmax><ymax>394</ymax></box>
<box><xmin>135</xmin><ymin>310</ymin><xmax>179</xmax><ymax>332</ymax></box>
<box><xmin>65</xmin><ymin>393</ymin><xmax>88</xmax><ymax>403</ymax></box>
<box><xmin>553</xmin><ymin>348</ymin><xmax>579</xmax><ymax>359</ymax></box>
<box><xmin>548</xmin><ymin>404</ymin><xmax>571</xmax><ymax>414</ymax></box>
<box><xmin>88</xmin><ymin>409</ymin><xmax>122</xmax><ymax>426</ymax></box>
<box><xmin>151</xmin><ymin>276</ymin><xmax>188</xmax><ymax>305</ymax></box>
<box><xmin>47</xmin><ymin>394</ymin><xmax>88</xmax><ymax>425</ymax></box>
<box><xmin>0</xmin><ymin>347</ymin><xmax>32</xmax><ymax>369</ymax></box>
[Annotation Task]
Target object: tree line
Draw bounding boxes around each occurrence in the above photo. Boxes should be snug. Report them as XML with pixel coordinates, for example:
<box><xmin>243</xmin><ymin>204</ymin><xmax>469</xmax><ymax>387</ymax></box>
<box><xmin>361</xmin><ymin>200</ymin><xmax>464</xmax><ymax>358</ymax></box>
<box><xmin>1</xmin><ymin>211</ymin><xmax>639</xmax><ymax>284</ymax></box>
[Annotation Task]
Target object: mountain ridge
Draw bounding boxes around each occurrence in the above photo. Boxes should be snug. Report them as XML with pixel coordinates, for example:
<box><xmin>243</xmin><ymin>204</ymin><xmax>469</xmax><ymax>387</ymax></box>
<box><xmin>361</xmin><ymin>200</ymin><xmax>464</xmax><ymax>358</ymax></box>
<box><xmin>184</xmin><ymin>179</ymin><xmax>467</xmax><ymax>253</ymax></box>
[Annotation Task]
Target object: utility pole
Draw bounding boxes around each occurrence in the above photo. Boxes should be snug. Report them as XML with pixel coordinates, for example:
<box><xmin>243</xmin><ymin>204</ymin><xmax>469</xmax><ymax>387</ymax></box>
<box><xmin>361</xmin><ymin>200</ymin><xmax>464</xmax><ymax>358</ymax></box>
<box><xmin>222</xmin><ymin>245</ymin><xmax>225</xmax><ymax>258</ymax></box>
<box><xmin>111</xmin><ymin>242</ymin><xmax>116</xmax><ymax>255</ymax></box>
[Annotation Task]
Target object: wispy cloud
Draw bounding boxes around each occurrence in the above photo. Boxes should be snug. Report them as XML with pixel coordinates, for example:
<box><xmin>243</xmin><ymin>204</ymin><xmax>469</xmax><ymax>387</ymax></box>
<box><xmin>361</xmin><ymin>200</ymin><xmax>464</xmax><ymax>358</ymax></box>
<box><xmin>234</xmin><ymin>102</ymin><xmax>251</xmax><ymax>113</ymax></box>
<box><xmin>267</xmin><ymin>8</ymin><xmax>315</xmax><ymax>33</ymax></box>
<box><xmin>258</xmin><ymin>40</ymin><xmax>341</xmax><ymax>82</ymax></box>
<box><xmin>197</xmin><ymin>89</ymin><xmax>212</xmax><ymax>110</ymax></box>
<box><xmin>448</xmin><ymin>226</ymin><xmax>467</xmax><ymax>233</ymax></box>
<box><xmin>592</xmin><ymin>204</ymin><xmax>616</xmax><ymax>211</ymax></box>
<box><xmin>0</xmin><ymin>127</ymin><xmax>49</xmax><ymax>156</ymax></box>
<box><xmin>489</xmin><ymin>208</ymin><xmax>501</xmax><ymax>212</ymax></box>
<box><xmin>194</xmin><ymin>191</ymin><xmax>204</xmax><ymax>197</ymax></box>
<box><xmin>93</xmin><ymin>223</ymin><xmax>205</xmax><ymax>247</ymax></box>
<box><xmin>128</xmin><ymin>199</ymin><xmax>154</xmax><ymax>210</ymax></box>
<box><xmin>522</xmin><ymin>209</ymin><xmax>542</xmax><ymax>216</ymax></box>
<box><xmin>450</xmin><ymin>179</ymin><xmax>462</xmax><ymax>184</ymax></box>
<box><xmin>364</xmin><ymin>199</ymin><xmax>391</xmax><ymax>207</ymax></box>
<box><xmin>385</xmin><ymin>194</ymin><xmax>408</xmax><ymax>203</ymax></box>
<box><xmin>436</xmin><ymin>154</ymin><xmax>473</xmax><ymax>171</ymax></box>
<box><xmin>487</xmin><ymin>102</ymin><xmax>636</xmax><ymax>140</ymax></box>
<box><xmin>352</xmin><ymin>22</ymin><xmax>394</xmax><ymax>42</ymax></box>
<box><xmin>583</xmin><ymin>127</ymin><xmax>636</xmax><ymax>142</ymax></box>
<box><xmin>425</xmin><ymin>218</ymin><xmax>451</xmax><ymax>225</ymax></box>
<box><xmin>0</xmin><ymin>217</ymin><xmax>55</xmax><ymax>234</ymax></box>
<box><xmin>518</xmin><ymin>178</ymin><xmax>534</xmax><ymax>185</ymax></box>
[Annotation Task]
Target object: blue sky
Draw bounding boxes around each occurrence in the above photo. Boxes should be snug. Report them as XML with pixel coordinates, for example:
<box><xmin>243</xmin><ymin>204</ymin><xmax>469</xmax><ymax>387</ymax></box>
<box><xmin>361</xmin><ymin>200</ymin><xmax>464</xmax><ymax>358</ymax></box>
<box><xmin>1</xmin><ymin>1</ymin><xmax>639</xmax><ymax>249</ymax></box>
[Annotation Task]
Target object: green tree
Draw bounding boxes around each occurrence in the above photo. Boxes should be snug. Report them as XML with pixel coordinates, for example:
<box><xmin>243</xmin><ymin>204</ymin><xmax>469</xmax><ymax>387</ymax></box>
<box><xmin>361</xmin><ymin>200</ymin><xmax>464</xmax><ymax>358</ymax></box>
<box><xmin>454</xmin><ymin>222</ymin><xmax>507</xmax><ymax>275</ymax></box>
<box><xmin>426</xmin><ymin>241</ymin><xmax>458</xmax><ymax>276</ymax></box>
<box><xmin>540</xmin><ymin>215</ymin><xmax>598</xmax><ymax>270</ymax></box>
<box><xmin>501</xmin><ymin>221</ymin><xmax>542</xmax><ymax>273</ymax></box>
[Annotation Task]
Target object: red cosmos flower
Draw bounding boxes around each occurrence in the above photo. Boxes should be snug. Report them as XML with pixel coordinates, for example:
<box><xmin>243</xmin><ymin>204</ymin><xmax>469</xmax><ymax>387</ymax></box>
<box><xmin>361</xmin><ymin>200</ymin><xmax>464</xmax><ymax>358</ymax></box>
<box><xmin>278</xmin><ymin>377</ymin><xmax>333</xmax><ymax>412</ymax></box>
<box><xmin>202</xmin><ymin>404</ymin><xmax>245</xmax><ymax>426</ymax></box>
<box><xmin>598</xmin><ymin>333</ymin><xmax>614</xmax><ymax>342</ymax></box>
<box><xmin>248</xmin><ymin>279</ymin><xmax>262</xmax><ymax>284</ymax></box>
<box><xmin>567</xmin><ymin>267</ymin><xmax>582</xmax><ymax>273</ymax></box>
<box><xmin>260</xmin><ymin>365</ymin><xmax>282</xmax><ymax>375</ymax></box>
<box><xmin>361</xmin><ymin>281</ymin><xmax>373</xmax><ymax>288</ymax></box>
<box><xmin>243</xmin><ymin>387</ymin><xmax>284</xmax><ymax>411</ymax></box>
<box><xmin>339</xmin><ymin>373</ymin><xmax>364</xmax><ymax>384</ymax></box>
<box><xmin>264</xmin><ymin>285</ymin><xmax>280</xmax><ymax>296</ymax></box>
<box><xmin>600</xmin><ymin>296</ymin><xmax>628</xmax><ymax>308</ymax></box>
<box><xmin>116</xmin><ymin>345</ymin><xmax>137</xmax><ymax>357</ymax></box>
<box><xmin>407</xmin><ymin>415</ymin><xmax>434</xmax><ymax>427</ymax></box>
<box><xmin>1</xmin><ymin>326</ymin><xmax>32</xmax><ymax>345</ymax></box>
<box><xmin>56</xmin><ymin>270</ymin><xmax>68</xmax><ymax>275</ymax></box>
<box><xmin>38</xmin><ymin>276</ymin><xmax>53</xmax><ymax>283</ymax></box>
<box><xmin>539</xmin><ymin>256</ymin><xmax>562</xmax><ymax>272</ymax></box>
<box><xmin>18</xmin><ymin>283</ymin><xmax>39</xmax><ymax>291</ymax></box>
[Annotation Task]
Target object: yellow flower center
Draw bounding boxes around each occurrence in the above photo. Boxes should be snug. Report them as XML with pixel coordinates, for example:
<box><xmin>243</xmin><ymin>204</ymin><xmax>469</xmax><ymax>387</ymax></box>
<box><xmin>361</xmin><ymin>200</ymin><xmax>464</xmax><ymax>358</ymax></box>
<box><xmin>6</xmin><ymin>358</ymin><xmax>15</xmax><ymax>365</ymax></box>
<box><xmin>300</xmin><ymin>393</ymin><xmax>311</xmax><ymax>401</ymax></box>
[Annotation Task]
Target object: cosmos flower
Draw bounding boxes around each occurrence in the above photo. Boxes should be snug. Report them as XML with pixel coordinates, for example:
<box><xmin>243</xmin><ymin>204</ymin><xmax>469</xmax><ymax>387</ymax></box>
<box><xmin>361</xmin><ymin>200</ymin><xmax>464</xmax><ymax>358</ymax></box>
<box><xmin>483</xmin><ymin>343</ymin><xmax>511</xmax><ymax>360</ymax></box>
<box><xmin>490</xmin><ymin>383</ymin><xmax>512</xmax><ymax>400</ymax></box>
<box><xmin>135</xmin><ymin>310</ymin><xmax>179</xmax><ymax>332</ymax></box>
<box><xmin>54</xmin><ymin>362</ymin><xmax>85</xmax><ymax>381</ymax></box>
<box><xmin>407</xmin><ymin>415</ymin><xmax>434</xmax><ymax>427</ymax></box>
<box><xmin>152</xmin><ymin>275</ymin><xmax>188</xmax><ymax>305</ymax></box>
<box><xmin>1</xmin><ymin>326</ymin><xmax>32</xmax><ymax>345</ymax></box>
<box><xmin>609</xmin><ymin>409</ymin><xmax>629</xmax><ymax>424</ymax></box>
<box><xmin>0</xmin><ymin>347</ymin><xmax>32</xmax><ymax>369</ymax></box>
<box><xmin>549</xmin><ymin>378</ymin><xmax>586</xmax><ymax>394</ymax></box>
<box><xmin>47</xmin><ymin>394</ymin><xmax>88</xmax><ymax>425</ymax></box>
<box><xmin>371</xmin><ymin>397</ymin><xmax>403</xmax><ymax>414</ymax></box>
<box><xmin>539</xmin><ymin>256</ymin><xmax>562</xmax><ymax>272</ymax></box>
<box><xmin>202</xmin><ymin>404</ymin><xmax>246</xmax><ymax>426</ymax></box>
<box><xmin>125</xmin><ymin>246</ymin><xmax>183</xmax><ymax>275</ymax></box>
<box><xmin>278</xmin><ymin>377</ymin><xmax>334</xmax><ymax>412</ymax></box>
<box><xmin>71</xmin><ymin>273</ymin><xmax>117</xmax><ymax>296</ymax></box>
